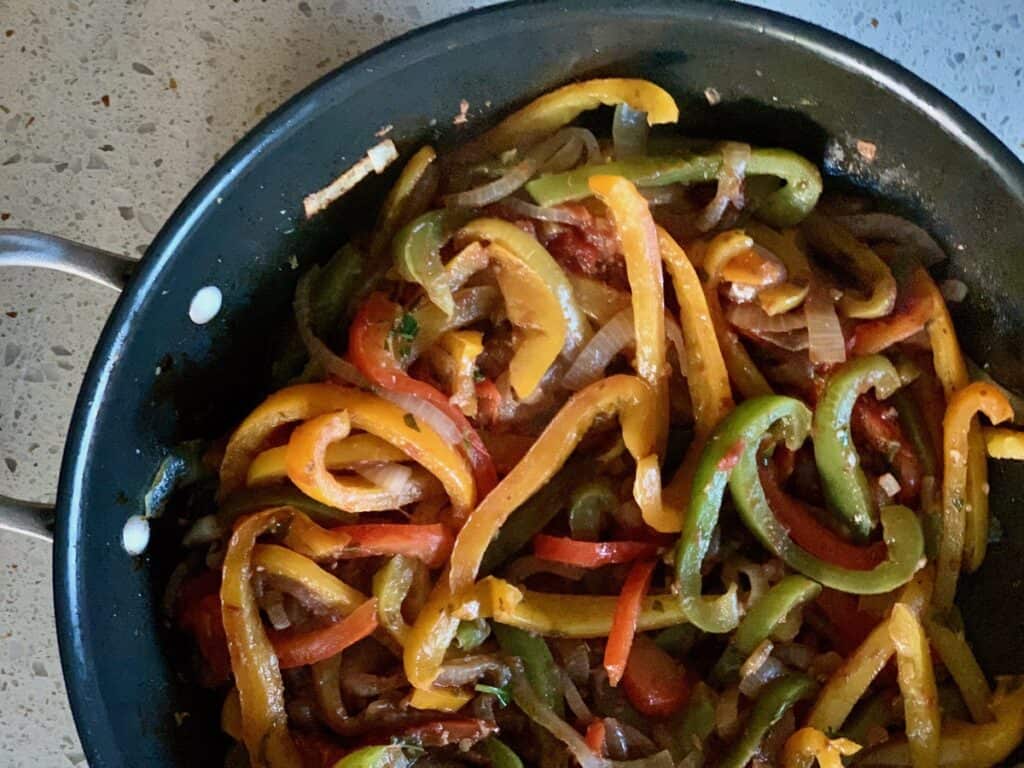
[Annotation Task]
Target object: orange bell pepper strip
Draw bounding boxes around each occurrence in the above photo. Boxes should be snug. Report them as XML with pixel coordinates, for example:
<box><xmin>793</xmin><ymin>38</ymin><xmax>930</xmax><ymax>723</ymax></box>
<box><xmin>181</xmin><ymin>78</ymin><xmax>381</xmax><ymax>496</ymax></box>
<box><xmin>801</xmin><ymin>212</ymin><xmax>897</xmax><ymax>319</ymax></box>
<box><xmin>220</xmin><ymin>507</ymin><xmax>303</xmax><ymax>767</ymax></box>
<box><xmin>934</xmin><ymin>382</ymin><xmax>1012</xmax><ymax>612</ymax></box>
<box><xmin>604</xmin><ymin>559</ymin><xmax>656</xmax><ymax>687</ymax></box>
<box><xmin>533</xmin><ymin>534</ymin><xmax>661</xmax><ymax>568</ymax></box>
<box><xmin>349</xmin><ymin>293</ymin><xmax>497</xmax><ymax>497</ymax></box>
<box><xmin>456</xmin><ymin>218</ymin><xmax>589</xmax><ymax>396</ymax></box>
<box><xmin>620</xmin><ymin>633</ymin><xmax>691</xmax><ymax>718</ymax></box>
<box><xmin>284</xmin><ymin>512</ymin><xmax>454</xmax><ymax>569</ymax></box>
<box><xmin>286</xmin><ymin>411</ymin><xmax>441</xmax><ymax>512</ymax></box>
<box><xmin>218</xmin><ymin>382</ymin><xmax>476</xmax><ymax>513</ymax></box>
<box><xmin>850</xmin><ymin>265</ymin><xmax>935</xmax><ymax>355</ymax></box>
<box><xmin>247</xmin><ymin>433</ymin><xmax>409</xmax><ymax>487</ymax></box>
<box><xmin>448</xmin><ymin>374</ymin><xmax>656</xmax><ymax>592</ymax></box>
<box><xmin>440</xmin><ymin>330</ymin><xmax>484</xmax><ymax>417</ymax></box>
<box><xmin>465</xmin><ymin>78</ymin><xmax>678</xmax><ymax>158</ymax></box>
<box><xmin>746</xmin><ymin>223</ymin><xmax>812</xmax><ymax>316</ymax></box>
<box><xmin>269</xmin><ymin>597</ymin><xmax>379</xmax><ymax>670</ymax></box>
<box><xmin>589</xmin><ymin>175</ymin><xmax>669</xmax><ymax>464</ymax></box>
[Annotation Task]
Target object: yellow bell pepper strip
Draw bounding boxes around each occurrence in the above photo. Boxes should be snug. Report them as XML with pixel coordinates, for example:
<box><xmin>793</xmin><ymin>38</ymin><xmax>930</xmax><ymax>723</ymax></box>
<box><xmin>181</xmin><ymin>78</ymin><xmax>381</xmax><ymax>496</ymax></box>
<box><xmin>286</xmin><ymin>411</ymin><xmax>440</xmax><ymax>512</ymax></box>
<box><xmin>221</xmin><ymin>687</ymin><xmax>243</xmax><ymax>741</ymax></box>
<box><xmin>372</xmin><ymin>555</ymin><xmax>418</xmax><ymax>646</ymax></box>
<box><xmin>934</xmin><ymin>382</ymin><xmax>1012</xmax><ymax>613</ymax></box>
<box><xmin>448</xmin><ymin>374</ymin><xmax>656</xmax><ymax>592</ymax></box>
<box><xmin>984</xmin><ymin>425</ymin><xmax>1024</xmax><ymax>459</ymax></box>
<box><xmin>370</xmin><ymin>145</ymin><xmax>438</xmax><ymax>260</ymax></box>
<box><xmin>253</xmin><ymin>544</ymin><xmax>366</xmax><ymax>614</ymax></box>
<box><xmin>466</xmin><ymin>78</ymin><xmax>678</xmax><ymax>158</ymax></box>
<box><xmin>813</xmin><ymin>355</ymin><xmax>902</xmax><ymax>540</ymax></box>
<box><xmin>781</xmin><ymin>728</ymin><xmax>861</xmax><ymax>768</ymax></box>
<box><xmin>746</xmin><ymin>223</ymin><xmax>812</xmax><ymax>315</ymax></box>
<box><xmin>801</xmin><ymin>212</ymin><xmax>897</xmax><ymax>319</ymax></box>
<box><xmin>701</xmin><ymin>230</ymin><xmax>774</xmax><ymax>399</ymax></box>
<box><xmin>925</xmin><ymin>614</ymin><xmax>992</xmax><ymax>724</ymax></box>
<box><xmin>218</xmin><ymin>383</ymin><xmax>475</xmax><ymax>513</ymax></box>
<box><xmin>456</xmin><ymin>218</ymin><xmax>589</xmax><ymax>397</ymax></box>
<box><xmin>859</xmin><ymin>676</ymin><xmax>1024</xmax><ymax>768</ymax></box>
<box><xmin>247</xmin><ymin>433</ymin><xmax>409</xmax><ymax>487</ymax></box>
<box><xmin>331</xmin><ymin>745</ymin><xmax>414</xmax><ymax>768</ymax></box>
<box><xmin>719</xmin><ymin>674</ymin><xmax>818</xmax><ymax>768</ymax></box>
<box><xmin>589</xmin><ymin>174</ymin><xmax>670</xmax><ymax>466</ymax></box>
<box><xmin>220</xmin><ymin>508</ymin><xmax>302</xmax><ymax>767</ymax></box>
<box><xmin>527</xmin><ymin>148</ymin><xmax>822</xmax><ymax>228</ymax></box>
<box><xmin>890</xmin><ymin>602</ymin><xmax>941</xmax><ymax>768</ymax></box>
<box><xmin>807</xmin><ymin>567</ymin><xmax>933</xmax><ymax>734</ymax></box>
<box><xmin>440</xmin><ymin>330</ymin><xmax>484</xmax><ymax>417</ymax></box>
<box><xmin>407</xmin><ymin>686</ymin><xmax>474</xmax><ymax>712</ymax></box>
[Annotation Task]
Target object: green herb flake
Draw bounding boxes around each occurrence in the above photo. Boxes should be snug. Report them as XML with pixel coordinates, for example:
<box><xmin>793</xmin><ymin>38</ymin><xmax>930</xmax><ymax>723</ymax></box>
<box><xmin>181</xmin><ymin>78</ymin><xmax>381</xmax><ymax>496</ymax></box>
<box><xmin>473</xmin><ymin>367</ymin><xmax>486</xmax><ymax>383</ymax></box>
<box><xmin>474</xmin><ymin>684</ymin><xmax>511</xmax><ymax>707</ymax></box>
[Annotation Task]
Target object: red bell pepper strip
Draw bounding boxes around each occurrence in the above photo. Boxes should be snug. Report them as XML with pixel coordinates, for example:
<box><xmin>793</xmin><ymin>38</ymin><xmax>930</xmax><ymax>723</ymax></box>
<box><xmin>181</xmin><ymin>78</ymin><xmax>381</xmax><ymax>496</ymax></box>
<box><xmin>533</xmin><ymin>534</ymin><xmax>661</xmax><ymax>568</ymax></box>
<box><xmin>585</xmin><ymin>720</ymin><xmax>607</xmax><ymax>756</ymax></box>
<box><xmin>475</xmin><ymin>378</ymin><xmax>502</xmax><ymax>426</ymax></box>
<box><xmin>815</xmin><ymin>587</ymin><xmax>879</xmax><ymax>656</ymax></box>
<box><xmin>176</xmin><ymin>572</ymin><xmax>232</xmax><ymax>686</ymax></box>
<box><xmin>850</xmin><ymin>266</ymin><xmax>934</xmax><ymax>355</ymax></box>
<box><xmin>621</xmin><ymin>633</ymin><xmax>691</xmax><ymax>718</ymax></box>
<box><xmin>269</xmin><ymin>597</ymin><xmax>379</xmax><ymax>669</ymax></box>
<box><xmin>287</xmin><ymin>518</ymin><xmax>454</xmax><ymax>569</ymax></box>
<box><xmin>852</xmin><ymin>394</ymin><xmax>922</xmax><ymax>506</ymax></box>
<box><xmin>348</xmin><ymin>292</ymin><xmax>497</xmax><ymax>496</ymax></box>
<box><xmin>604</xmin><ymin>559</ymin><xmax>656</xmax><ymax>687</ymax></box>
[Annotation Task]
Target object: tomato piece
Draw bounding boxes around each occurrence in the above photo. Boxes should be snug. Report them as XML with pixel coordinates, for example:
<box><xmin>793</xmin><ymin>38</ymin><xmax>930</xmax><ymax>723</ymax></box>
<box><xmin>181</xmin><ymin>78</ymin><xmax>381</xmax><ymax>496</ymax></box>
<box><xmin>620</xmin><ymin>634</ymin><xmax>691</xmax><ymax>719</ymax></box>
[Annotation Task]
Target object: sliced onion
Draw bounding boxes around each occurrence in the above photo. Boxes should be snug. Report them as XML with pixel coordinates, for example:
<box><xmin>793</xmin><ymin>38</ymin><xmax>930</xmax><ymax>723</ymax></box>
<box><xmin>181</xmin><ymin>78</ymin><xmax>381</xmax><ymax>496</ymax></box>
<box><xmin>804</xmin><ymin>274</ymin><xmax>847</xmax><ymax>365</ymax></box>
<box><xmin>541</xmin><ymin>135</ymin><xmax>584</xmax><ymax>173</ymax></box>
<box><xmin>569</xmin><ymin>274</ymin><xmax>631</xmax><ymax>325</ymax></box>
<box><xmin>715</xmin><ymin>685</ymin><xmax>741</xmax><ymax>739</ymax></box>
<box><xmin>612</xmin><ymin>103</ymin><xmax>649</xmax><ymax>159</ymax></box>
<box><xmin>833</xmin><ymin>213</ymin><xmax>946</xmax><ymax>266</ymax></box>
<box><xmin>561</xmin><ymin>669</ymin><xmax>594</xmax><ymax>724</ymax></box>
<box><xmin>262</xmin><ymin>590</ymin><xmax>292</xmax><ymax>630</ymax></box>
<box><xmin>759</xmin><ymin>329</ymin><xmax>810</xmax><ymax>352</ymax></box>
<box><xmin>499</xmin><ymin>196</ymin><xmax>590</xmax><ymax>226</ymax></box>
<box><xmin>726</xmin><ymin>302</ymin><xmax>807</xmax><ymax>334</ymax></box>
<box><xmin>354</xmin><ymin>462</ymin><xmax>414</xmax><ymax>496</ymax></box>
<box><xmin>435</xmin><ymin>654</ymin><xmax>509</xmax><ymax>687</ymax></box>
<box><xmin>739</xmin><ymin>639</ymin><xmax>775</xmax><ymax>681</ymax></box>
<box><xmin>563</xmin><ymin>307</ymin><xmax>636</xmax><ymax>390</ymax></box>
<box><xmin>565</xmin><ymin>126</ymin><xmax>602</xmax><ymax>164</ymax></box>
<box><xmin>773</xmin><ymin>642</ymin><xmax>815</xmax><ymax>670</ymax></box>
<box><xmin>294</xmin><ymin>265</ymin><xmax>370</xmax><ymax>387</ymax></box>
<box><xmin>878</xmin><ymin>472</ymin><xmax>901</xmax><ymax>498</ymax></box>
<box><xmin>374</xmin><ymin>388</ymin><xmax>462</xmax><ymax>446</ymax></box>
<box><xmin>664</xmin><ymin>314</ymin><xmax>688</xmax><ymax>378</ymax></box>
<box><xmin>697</xmin><ymin>141</ymin><xmax>750</xmax><ymax>232</ymax></box>
<box><xmin>503</xmin><ymin>555</ymin><xmax>586</xmax><ymax>584</ymax></box>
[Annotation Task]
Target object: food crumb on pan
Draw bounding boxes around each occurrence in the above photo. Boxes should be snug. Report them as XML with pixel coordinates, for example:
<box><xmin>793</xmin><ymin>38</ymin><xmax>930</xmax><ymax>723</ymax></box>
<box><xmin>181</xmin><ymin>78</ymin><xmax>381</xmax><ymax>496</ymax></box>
<box><xmin>453</xmin><ymin>98</ymin><xmax>470</xmax><ymax>125</ymax></box>
<box><xmin>704</xmin><ymin>87</ymin><xmax>721</xmax><ymax>105</ymax></box>
<box><xmin>302</xmin><ymin>139</ymin><xmax>398</xmax><ymax>218</ymax></box>
<box><xmin>375</xmin><ymin>123</ymin><xmax>394</xmax><ymax>137</ymax></box>
<box><xmin>856</xmin><ymin>139</ymin><xmax>877</xmax><ymax>162</ymax></box>
<box><xmin>189</xmin><ymin>286</ymin><xmax>223</xmax><ymax>325</ymax></box>
<box><xmin>121</xmin><ymin>514</ymin><xmax>150</xmax><ymax>556</ymax></box>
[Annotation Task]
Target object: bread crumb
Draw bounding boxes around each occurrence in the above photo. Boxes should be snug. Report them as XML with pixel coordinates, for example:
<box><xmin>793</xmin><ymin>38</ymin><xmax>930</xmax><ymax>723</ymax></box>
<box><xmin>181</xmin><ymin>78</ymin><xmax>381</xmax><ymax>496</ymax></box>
<box><xmin>856</xmin><ymin>139</ymin><xmax>877</xmax><ymax>162</ymax></box>
<box><xmin>453</xmin><ymin>99</ymin><xmax>470</xmax><ymax>125</ymax></box>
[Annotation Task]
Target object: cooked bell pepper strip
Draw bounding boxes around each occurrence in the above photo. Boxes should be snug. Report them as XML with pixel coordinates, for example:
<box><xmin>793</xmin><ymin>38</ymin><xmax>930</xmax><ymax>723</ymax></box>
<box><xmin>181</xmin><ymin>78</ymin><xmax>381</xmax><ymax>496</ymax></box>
<box><xmin>842</xmin><ymin>690</ymin><xmax>898</xmax><ymax>747</ymax></box>
<box><xmin>719</xmin><ymin>674</ymin><xmax>818</xmax><ymax>768</ymax></box>
<box><xmin>813</xmin><ymin>355</ymin><xmax>902</xmax><ymax>539</ymax></box>
<box><xmin>348</xmin><ymin>293</ymin><xmax>497</xmax><ymax>497</ymax></box>
<box><xmin>493</xmin><ymin>624</ymin><xmax>564</xmax><ymax>714</ymax></box>
<box><xmin>852</xmin><ymin>393</ymin><xmax>924</xmax><ymax>507</ymax></box>
<box><xmin>371</xmin><ymin>145</ymin><xmax>438</xmax><ymax>260</ymax></box>
<box><xmin>407</xmin><ymin>686</ymin><xmax>473</xmax><ymax>712</ymax></box>
<box><xmin>331</xmin><ymin>745</ymin><xmax>412</xmax><ymax>768</ymax></box>
<box><xmin>669</xmin><ymin>681</ymin><xmax>716</xmax><ymax>763</ymax></box>
<box><xmin>484</xmin><ymin>737</ymin><xmax>525</xmax><ymax>768</ymax></box>
<box><xmin>801</xmin><ymin>213</ymin><xmax>897</xmax><ymax>319</ymax></box>
<box><xmin>781</xmin><ymin>728</ymin><xmax>861</xmax><ymax>768</ymax></box>
<box><xmin>851</xmin><ymin>265</ymin><xmax>935</xmax><ymax>354</ymax></box>
<box><xmin>620</xmin><ymin>633</ymin><xmax>691</xmax><ymax>718</ymax></box>
<box><xmin>759</xmin><ymin>464</ymin><xmax>887</xmax><ymax>571</ymax></box>
<box><xmin>589</xmin><ymin>174</ymin><xmax>670</xmax><ymax>465</ymax></box>
<box><xmin>373</xmin><ymin>555</ymin><xmax>417</xmax><ymax>645</ymax></box>
<box><xmin>712</xmin><ymin>575</ymin><xmax>821</xmax><ymax>682</ymax></box>
<box><xmin>527</xmin><ymin>148</ymin><xmax>822</xmax><ymax>227</ymax></box>
<box><xmin>984</xmin><ymin>426</ymin><xmax>1024</xmax><ymax>459</ymax></box>
<box><xmin>724</xmin><ymin>401</ymin><xmax>924</xmax><ymax>593</ymax></box>
<box><xmin>248</xmin><ymin>433</ymin><xmax>409</xmax><ymax>487</ymax></box>
<box><xmin>403</xmin><ymin>572</ymin><xmax>464</xmax><ymax>692</ymax></box>
<box><xmin>393</xmin><ymin>210</ymin><xmax>460</xmax><ymax>316</ymax></box>
<box><xmin>270</xmin><ymin>597</ymin><xmax>379</xmax><ymax>669</ymax></box>
<box><xmin>449</xmin><ymin>375</ymin><xmax>656</xmax><ymax>592</ymax></box>
<box><xmin>468</xmin><ymin>78</ymin><xmax>678</xmax><ymax>158</ymax></box>
<box><xmin>440</xmin><ymin>330</ymin><xmax>484</xmax><ymax>417</ymax></box>
<box><xmin>144</xmin><ymin>439</ymin><xmax>210</xmax><ymax>518</ymax></box>
<box><xmin>219</xmin><ymin>383</ymin><xmax>476</xmax><ymax>511</ymax></box>
<box><xmin>858</xmin><ymin>676</ymin><xmax>1024</xmax><ymax>768</ymax></box>
<box><xmin>894</xmin><ymin>389</ymin><xmax>939</xmax><ymax>479</ymax></box>
<box><xmin>408</xmin><ymin>283</ymin><xmax>500</xmax><ymax>365</ymax></box>
<box><xmin>253</xmin><ymin>544</ymin><xmax>366</xmax><ymax>614</ymax></box>
<box><xmin>813</xmin><ymin>587</ymin><xmax>878</xmax><ymax>656</ymax></box>
<box><xmin>220</xmin><ymin>508</ymin><xmax>302</xmax><ymax>767</ymax></box>
<box><xmin>746</xmin><ymin>223</ymin><xmax>812</xmax><ymax>315</ymax></box>
<box><xmin>221</xmin><ymin>688</ymin><xmax>243</xmax><ymax>741</ymax></box>
<box><xmin>604</xmin><ymin>559</ymin><xmax>656</xmax><ymax>686</ymax></box>
<box><xmin>479</xmin><ymin>462</ymin><xmax>581</xmax><ymax>575</ymax></box>
<box><xmin>807</xmin><ymin>567</ymin><xmax>932</xmax><ymax>734</ymax></box>
<box><xmin>890</xmin><ymin>602</ymin><xmax>941</xmax><ymax>768</ymax></box>
<box><xmin>177</xmin><ymin>574</ymin><xmax>232</xmax><ymax>686</ymax></box>
<box><xmin>285</xmin><ymin>411</ymin><xmax>438</xmax><ymax>512</ymax></box>
<box><xmin>456</xmin><ymin>218</ymin><xmax>589</xmax><ymax>394</ymax></box>
<box><xmin>284</xmin><ymin>514</ymin><xmax>454</xmax><ymax>569</ymax></box>
<box><xmin>584</xmin><ymin>721</ymin><xmax>607</xmax><ymax>756</ymax></box>
<box><xmin>675</xmin><ymin>396</ymin><xmax>811</xmax><ymax>633</ymax></box>
<box><xmin>455</xmin><ymin>618</ymin><xmax>490</xmax><ymax>651</ymax></box>
<box><xmin>935</xmin><ymin>382</ymin><xmax>1012</xmax><ymax>612</ymax></box>
<box><xmin>533</xmin><ymin>535</ymin><xmax>661</xmax><ymax>568</ymax></box>
<box><xmin>567</xmin><ymin>480</ymin><xmax>616</xmax><ymax>541</ymax></box>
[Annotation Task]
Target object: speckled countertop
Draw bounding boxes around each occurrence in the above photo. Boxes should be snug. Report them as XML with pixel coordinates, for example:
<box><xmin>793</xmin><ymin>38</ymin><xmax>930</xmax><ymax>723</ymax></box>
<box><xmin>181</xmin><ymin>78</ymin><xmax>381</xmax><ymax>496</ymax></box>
<box><xmin>1</xmin><ymin>1</ymin><xmax>1022</xmax><ymax>766</ymax></box>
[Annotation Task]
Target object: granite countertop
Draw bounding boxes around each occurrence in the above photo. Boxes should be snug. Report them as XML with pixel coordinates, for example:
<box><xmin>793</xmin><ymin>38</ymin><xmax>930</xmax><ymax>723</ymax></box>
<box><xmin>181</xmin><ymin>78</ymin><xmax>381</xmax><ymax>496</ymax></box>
<box><xmin>1</xmin><ymin>1</ymin><xmax>1021</xmax><ymax>765</ymax></box>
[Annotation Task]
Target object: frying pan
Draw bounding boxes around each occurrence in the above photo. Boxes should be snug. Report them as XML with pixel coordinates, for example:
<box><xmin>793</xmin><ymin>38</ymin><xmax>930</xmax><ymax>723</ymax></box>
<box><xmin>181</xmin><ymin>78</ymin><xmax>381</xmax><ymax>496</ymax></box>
<box><xmin>1</xmin><ymin>1</ymin><xmax>1023</xmax><ymax>765</ymax></box>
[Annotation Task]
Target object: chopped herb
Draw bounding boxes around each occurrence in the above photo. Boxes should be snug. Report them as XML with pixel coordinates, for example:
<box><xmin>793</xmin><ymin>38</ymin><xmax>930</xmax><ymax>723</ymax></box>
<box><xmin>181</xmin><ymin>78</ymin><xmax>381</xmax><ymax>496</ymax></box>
<box><xmin>473</xmin><ymin>367</ymin><xmax>486</xmax><ymax>383</ymax></box>
<box><xmin>403</xmin><ymin>413</ymin><xmax>420</xmax><ymax>431</ymax></box>
<box><xmin>474</xmin><ymin>684</ymin><xmax>511</xmax><ymax>707</ymax></box>
<box><xmin>394</xmin><ymin>312</ymin><xmax>419</xmax><ymax>341</ymax></box>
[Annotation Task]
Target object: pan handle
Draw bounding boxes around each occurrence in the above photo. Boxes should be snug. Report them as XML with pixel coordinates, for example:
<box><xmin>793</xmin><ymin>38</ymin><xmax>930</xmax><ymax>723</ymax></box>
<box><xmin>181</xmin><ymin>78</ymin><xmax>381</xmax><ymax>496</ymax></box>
<box><xmin>0</xmin><ymin>228</ymin><xmax>137</xmax><ymax>542</ymax></box>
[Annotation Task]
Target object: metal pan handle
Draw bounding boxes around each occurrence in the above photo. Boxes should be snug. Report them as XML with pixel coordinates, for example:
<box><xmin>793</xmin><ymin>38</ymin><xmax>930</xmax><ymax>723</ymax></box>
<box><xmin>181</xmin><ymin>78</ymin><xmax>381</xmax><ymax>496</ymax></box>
<box><xmin>0</xmin><ymin>229</ymin><xmax>136</xmax><ymax>542</ymax></box>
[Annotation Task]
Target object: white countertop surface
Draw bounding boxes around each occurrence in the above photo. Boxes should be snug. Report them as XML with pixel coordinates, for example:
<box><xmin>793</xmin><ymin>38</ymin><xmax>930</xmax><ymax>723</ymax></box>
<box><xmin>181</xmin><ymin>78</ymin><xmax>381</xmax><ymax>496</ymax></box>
<box><xmin>1</xmin><ymin>1</ymin><xmax>1022</xmax><ymax>765</ymax></box>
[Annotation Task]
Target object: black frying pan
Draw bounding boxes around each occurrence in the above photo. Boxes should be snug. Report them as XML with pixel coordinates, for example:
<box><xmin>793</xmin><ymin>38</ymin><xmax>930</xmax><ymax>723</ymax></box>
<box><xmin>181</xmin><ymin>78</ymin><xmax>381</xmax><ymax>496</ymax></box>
<box><xmin>1</xmin><ymin>1</ymin><xmax>1023</xmax><ymax>765</ymax></box>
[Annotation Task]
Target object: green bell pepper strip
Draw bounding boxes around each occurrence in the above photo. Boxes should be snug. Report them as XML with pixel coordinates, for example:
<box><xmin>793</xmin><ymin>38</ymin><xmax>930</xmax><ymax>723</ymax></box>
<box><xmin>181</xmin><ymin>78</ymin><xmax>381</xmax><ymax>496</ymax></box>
<box><xmin>455</xmin><ymin>618</ymin><xmax>491</xmax><ymax>651</ymax></box>
<box><xmin>393</xmin><ymin>210</ymin><xmax>454</xmax><ymax>316</ymax></box>
<box><xmin>484</xmin><ymin>737</ymin><xmax>525</xmax><ymax>768</ymax></box>
<box><xmin>654</xmin><ymin>623</ymin><xmax>701</xmax><ymax>659</ymax></box>
<box><xmin>568</xmin><ymin>480</ymin><xmax>617</xmax><ymax>541</ymax></box>
<box><xmin>525</xmin><ymin>148</ymin><xmax>822</xmax><ymax>227</ymax></box>
<box><xmin>842</xmin><ymin>690</ymin><xmax>898</xmax><ymax>745</ymax></box>
<box><xmin>727</xmin><ymin>407</ymin><xmax>925</xmax><ymax>595</ymax></box>
<box><xmin>718</xmin><ymin>674</ymin><xmax>818</xmax><ymax>768</ymax></box>
<box><xmin>674</xmin><ymin>396</ymin><xmax>812</xmax><ymax>633</ymax></box>
<box><xmin>494</xmin><ymin>624</ymin><xmax>564</xmax><ymax>716</ymax></box>
<box><xmin>144</xmin><ymin>439</ymin><xmax>210</xmax><ymax>518</ymax></box>
<box><xmin>712</xmin><ymin>575</ymin><xmax>822</xmax><ymax>682</ymax></box>
<box><xmin>813</xmin><ymin>355</ymin><xmax>902</xmax><ymax>540</ymax></box>
<box><xmin>330</xmin><ymin>745</ymin><xmax>411</xmax><ymax>768</ymax></box>
<box><xmin>669</xmin><ymin>682</ymin><xmax>716</xmax><ymax>765</ymax></box>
